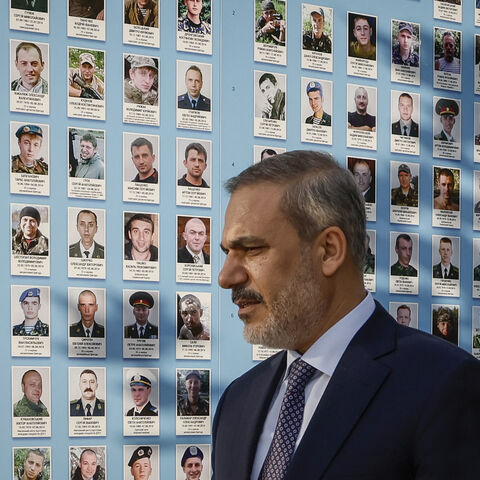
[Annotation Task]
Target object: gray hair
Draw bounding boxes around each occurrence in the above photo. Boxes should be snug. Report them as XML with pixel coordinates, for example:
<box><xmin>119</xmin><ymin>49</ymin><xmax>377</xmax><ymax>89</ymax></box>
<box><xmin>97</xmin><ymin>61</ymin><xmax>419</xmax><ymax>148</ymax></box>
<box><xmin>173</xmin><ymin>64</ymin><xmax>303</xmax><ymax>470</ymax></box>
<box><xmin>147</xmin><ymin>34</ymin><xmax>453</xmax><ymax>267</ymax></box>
<box><xmin>225</xmin><ymin>150</ymin><xmax>367</xmax><ymax>270</ymax></box>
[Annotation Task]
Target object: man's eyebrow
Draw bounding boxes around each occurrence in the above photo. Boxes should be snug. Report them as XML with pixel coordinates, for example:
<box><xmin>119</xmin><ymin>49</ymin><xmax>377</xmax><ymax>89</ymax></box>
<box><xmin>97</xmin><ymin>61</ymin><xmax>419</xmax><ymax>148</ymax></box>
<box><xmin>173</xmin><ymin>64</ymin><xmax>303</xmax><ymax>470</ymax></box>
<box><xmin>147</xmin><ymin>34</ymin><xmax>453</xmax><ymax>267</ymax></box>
<box><xmin>220</xmin><ymin>236</ymin><xmax>267</xmax><ymax>252</ymax></box>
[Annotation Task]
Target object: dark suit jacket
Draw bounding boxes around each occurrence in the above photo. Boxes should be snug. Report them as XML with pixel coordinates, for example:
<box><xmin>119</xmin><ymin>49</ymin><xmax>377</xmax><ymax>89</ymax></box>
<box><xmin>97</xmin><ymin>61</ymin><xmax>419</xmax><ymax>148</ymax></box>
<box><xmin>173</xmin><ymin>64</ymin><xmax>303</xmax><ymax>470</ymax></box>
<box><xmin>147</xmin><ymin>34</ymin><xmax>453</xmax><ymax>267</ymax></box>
<box><xmin>178</xmin><ymin>93</ymin><xmax>211</xmax><ymax>111</ymax></box>
<box><xmin>69</xmin><ymin>241</ymin><xmax>104</xmax><ymax>259</ymax></box>
<box><xmin>212</xmin><ymin>303</ymin><xmax>480</xmax><ymax>479</ymax></box>
<box><xmin>69</xmin><ymin>320</ymin><xmax>105</xmax><ymax>337</ymax></box>
<box><xmin>363</xmin><ymin>186</ymin><xmax>375</xmax><ymax>204</ymax></box>
<box><xmin>391</xmin><ymin>119</ymin><xmax>419</xmax><ymax>137</ymax></box>
<box><xmin>124</xmin><ymin>322</ymin><xmax>158</xmax><ymax>338</ymax></box>
<box><xmin>70</xmin><ymin>397</ymin><xmax>105</xmax><ymax>416</ymax></box>
<box><xmin>433</xmin><ymin>263</ymin><xmax>459</xmax><ymax>279</ymax></box>
<box><xmin>434</xmin><ymin>130</ymin><xmax>450</xmax><ymax>141</ymax></box>
<box><xmin>177</xmin><ymin>245</ymin><xmax>210</xmax><ymax>264</ymax></box>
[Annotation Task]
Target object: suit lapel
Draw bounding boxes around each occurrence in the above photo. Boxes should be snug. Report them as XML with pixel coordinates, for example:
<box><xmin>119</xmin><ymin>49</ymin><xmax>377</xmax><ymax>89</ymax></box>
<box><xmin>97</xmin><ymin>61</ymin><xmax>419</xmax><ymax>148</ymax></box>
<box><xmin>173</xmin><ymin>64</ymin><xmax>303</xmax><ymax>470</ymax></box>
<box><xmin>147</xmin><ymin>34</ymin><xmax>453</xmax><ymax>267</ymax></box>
<box><xmin>286</xmin><ymin>303</ymin><xmax>396</xmax><ymax>479</ymax></box>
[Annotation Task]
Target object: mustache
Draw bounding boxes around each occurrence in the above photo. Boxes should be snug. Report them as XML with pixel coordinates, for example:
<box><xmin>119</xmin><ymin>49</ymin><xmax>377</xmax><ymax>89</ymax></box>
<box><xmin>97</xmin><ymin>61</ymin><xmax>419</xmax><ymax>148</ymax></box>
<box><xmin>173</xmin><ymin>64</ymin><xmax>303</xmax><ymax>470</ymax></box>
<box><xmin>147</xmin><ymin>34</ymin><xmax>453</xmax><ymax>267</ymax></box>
<box><xmin>83</xmin><ymin>388</ymin><xmax>94</xmax><ymax>393</ymax></box>
<box><xmin>232</xmin><ymin>287</ymin><xmax>264</xmax><ymax>304</ymax></box>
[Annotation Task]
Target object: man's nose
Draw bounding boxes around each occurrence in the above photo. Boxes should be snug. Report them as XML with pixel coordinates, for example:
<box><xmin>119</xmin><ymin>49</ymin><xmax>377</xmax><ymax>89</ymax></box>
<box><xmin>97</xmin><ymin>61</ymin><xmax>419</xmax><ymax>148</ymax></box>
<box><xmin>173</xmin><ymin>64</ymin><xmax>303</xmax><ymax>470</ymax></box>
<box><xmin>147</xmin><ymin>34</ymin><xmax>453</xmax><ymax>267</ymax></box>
<box><xmin>218</xmin><ymin>255</ymin><xmax>248</xmax><ymax>289</ymax></box>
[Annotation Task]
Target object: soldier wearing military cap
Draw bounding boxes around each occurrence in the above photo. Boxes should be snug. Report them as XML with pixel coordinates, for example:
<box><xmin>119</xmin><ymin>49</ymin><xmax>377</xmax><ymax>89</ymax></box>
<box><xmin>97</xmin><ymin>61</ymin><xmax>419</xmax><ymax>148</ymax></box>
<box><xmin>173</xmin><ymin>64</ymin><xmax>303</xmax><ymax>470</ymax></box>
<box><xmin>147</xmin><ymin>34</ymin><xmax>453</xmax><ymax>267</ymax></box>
<box><xmin>392</xmin><ymin>22</ymin><xmax>419</xmax><ymax>67</ymax></box>
<box><xmin>126</xmin><ymin>375</ymin><xmax>158</xmax><ymax>416</ymax></box>
<box><xmin>305</xmin><ymin>81</ymin><xmax>331</xmax><ymax>126</ymax></box>
<box><xmin>302</xmin><ymin>8</ymin><xmax>332</xmax><ymax>53</ymax></box>
<box><xmin>12</xmin><ymin>125</ymin><xmax>48</xmax><ymax>175</ymax></box>
<box><xmin>13</xmin><ymin>369</ymin><xmax>49</xmax><ymax>417</ymax></box>
<box><xmin>128</xmin><ymin>446</ymin><xmax>153</xmax><ymax>480</ymax></box>
<box><xmin>69</xmin><ymin>51</ymin><xmax>104</xmax><ymax>99</ymax></box>
<box><xmin>125</xmin><ymin>291</ymin><xmax>158</xmax><ymax>338</ymax></box>
<box><xmin>391</xmin><ymin>163</ymin><xmax>418</xmax><ymax>207</ymax></box>
<box><xmin>178</xmin><ymin>65</ymin><xmax>211</xmax><ymax>112</ymax></box>
<box><xmin>178</xmin><ymin>0</ymin><xmax>211</xmax><ymax>34</ymax></box>
<box><xmin>177</xmin><ymin>370</ymin><xmax>210</xmax><ymax>416</ymax></box>
<box><xmin>12</xmin><ymin>206</ymin><xmax>49</xmax><ymax>256</ymax></box>
<box><xmin>181</xmin><ymin>446</ymin><xmax>204</xmax><ymax>479</ymax></box>
<box><xmin>255</xmin><ymin>0</ymin><xmax>285</xmax><ymax>46</ymax></box>
<box><xmin>434</xmin><ymin>98</ymin><xmax>459</xmax><ymax>142</ymax></box>
<box><xmin>13</xmin><ymin>288</ymin><xmax>49</xmax><ymax>336</ymax></box>
<box><xmin>124</xmin><ymin>55</ymin><xmax>158</xmax><ymax>106</ymax></box>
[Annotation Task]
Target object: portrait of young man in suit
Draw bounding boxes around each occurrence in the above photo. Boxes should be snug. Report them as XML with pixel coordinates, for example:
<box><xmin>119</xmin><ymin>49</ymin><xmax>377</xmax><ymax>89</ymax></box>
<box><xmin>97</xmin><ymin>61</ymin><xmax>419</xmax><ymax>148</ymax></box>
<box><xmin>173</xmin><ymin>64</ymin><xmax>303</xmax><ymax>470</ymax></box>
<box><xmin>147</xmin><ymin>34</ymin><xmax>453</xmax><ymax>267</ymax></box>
<box><xmin>212</xmin><ymin>150</ymin><xmax>480</xmax><ymax>479</ymax></box>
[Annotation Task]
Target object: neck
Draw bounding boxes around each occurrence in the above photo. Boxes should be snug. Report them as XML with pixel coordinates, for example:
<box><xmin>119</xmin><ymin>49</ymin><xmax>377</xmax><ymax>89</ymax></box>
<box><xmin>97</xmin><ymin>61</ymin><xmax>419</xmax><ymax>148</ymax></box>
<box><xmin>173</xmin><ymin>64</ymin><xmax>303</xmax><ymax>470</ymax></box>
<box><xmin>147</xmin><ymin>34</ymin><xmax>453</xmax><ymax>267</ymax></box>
<box><xmin>19</xmin><ymin>155</ymin><xmax>34</xmax><ymax>166</ymax></box>
<box><xmin>314</xmin><ymin>108</ymin><xmax>324</xmax><ymax>118</ymax></box>
<box><xmin>139</xmin><ymin>168</ymin><xmax>154</xmax><ymax>180</ymax></box>
<box><xmin>188</xmin><ymin>12</ymin><xmax>201</xmax><ymax>23</ymax></box>
<box><xmin>185</xmin><ymin>174</ymin><xmax>202</xmax><ymax>186</ymax></box>
<box><xmin>24</xmin><ymin>318</ymin><xmax>38</xmax><ymax>326</ymax></box>
<box><xmin>82</xmin><ymin>319</ymin><xmax>93</xmax><ymax>328</ymax></box>
<box><xmin>81</xmin><ymin>240</ymin><xmax>93</xmax><ymax>250</ymax></box>
<box><xmin>132</xmin><ymin>248</ymin><xmax>151</xmax><ymax>261</ymax></box>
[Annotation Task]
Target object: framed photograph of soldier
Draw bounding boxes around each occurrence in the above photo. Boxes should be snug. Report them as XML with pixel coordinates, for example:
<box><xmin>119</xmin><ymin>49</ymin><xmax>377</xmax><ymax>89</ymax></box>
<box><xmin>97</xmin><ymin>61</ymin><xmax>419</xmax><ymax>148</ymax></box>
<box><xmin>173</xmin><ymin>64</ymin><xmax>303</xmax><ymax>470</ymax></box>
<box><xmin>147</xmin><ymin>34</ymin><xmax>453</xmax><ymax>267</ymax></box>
<box><xmin>363</xmin><ymin>229</ymin><xmax>376</xmax><ymax>293</ymax></box>
<box><xmin>432</xmin><ymin>235</ymin><xmax>460</xmax><ymax>297</ymax></box>
<box><xmin>389</xmin><ymin>302</ymin><xmax>418</xmax><ymax>329</ymax></box>
<box><xmin>123</xmin><ymin>54</ymin><xmax>159</xmax><ymax>126</ymax></box>
<box><xmin>176</xmin><ymin>137</ymin><xmax>212</xmax><ymax>208</ymax></box>
<box><xmin>123</xmin><ymin>211</ymin><xmax>160</xmax><ymax>282</ymax></box>
<box><xmin>12</xmin><ymin>366</ymin><xmax>51</xmax><ymax>437</ymax></box>
<box><xmin>10</xmin><ymin>0</ymin><xmax>49</xmax><ymax>34</ymax></box>
<box><xmin>434</xmin><ymin>0</ymin><xmax>462</xmax><ymax>23</ymax></box>
<box><xmin>67</xmin><ymin>46</ymin><xmax>105</xmax><ymax>120</ymax></box>
<box><xmin>254</xmin><ymin>0</ymin><xmax>287</xmax><ymax>65</ymax></box>
<box><xmin>390</xmin><ymin>90</ymin><xmax>420</xmax><ymax>156</ymax></box>
<box><xmin>472</xmin><ymin>238</ymin><xmax>480</xmax><ymax>298</ymax></box>
<box><xmin>390</xmin><ymin>19</ymin><xmax>420</xmax><ymax>85</ymax></box>
<box><xmin>346</xmin><ymin>83</ymin><xmax>377</xmax><ymax>150</ymax></box>
<box><xmin>67</xmin><ymin>0</ymin><xmax>105</xmax><ymax>41</ymax></box>
<box><xmin>346</xmin><ymin>156</ymin><xmax>376</xmax><ymax>222</ymax></box>
<box><xmin>10</xmin><ymin>39</ymin><xmax>49</xmax><ymax>115</ymax></box>
<box><xmin>389</xmin><ymin>231</ymin><xmax>419</xmax><ymax>295</ymax></box>
<box><xmin>433</xmin><ymin>27</ymin><xmax>462</xmax><ymax>92</ymax></box>
<box><xmin>69</xmin><ymin>446</ymin><xmax>106</xmax><ymax>479</ymax></box>
<box><xmin>67</xmin><ymin>287</ymin><xmax>106</xmax><ymax>358</ymax></box>
<box><xmin>68</xmin><ymin>127</ymin><xmax>106</xmax><ymax>199</ymax></box>
<box><xmin>301</xmin><ymin>3</ymin><xmax>333</xmax><ymax>72</ymax></box>
<box><xmin>390</xmin><ymin>161</ymin><xmax>419</xmax><ymax>225</ymax></box>
<box><xmin>10</xmin><ymin>121</ymin><xmax>49</xmax><ymax>196</ymax></box>
<box><xmin>11</xmin><ymin>203</ymin><xmax>50</xmax><ymax>277</ymax></box>
<box><xmin>433</xmin><ymin>97</ymin><xmax>461</xmax><ymax>161</ymax></box>
<box><xmin>176</xmin><ymin>215</ymin><xmax>212</xmax><ymax>284</ymax></box>
<box><xmin>346</xmin><ymin>12</ymin><xmax>377</xmax><ymax>79</ymax></box>
<box><xmin>472</xmin><ymin>306</ymin><xmax>480</xmax><ymax>359</ymax></box>
<box><xmin>175</xmin><ymin>444</ymin><xmax>211</xmax><ymax>480</ymax></box>
<box><xmin>124</xmin><ymin>445</ymin><xmax>159</xmax><ymax>480</ymax></box>
<box><xmin>474</xmin><ymin>171</ymin><xmax>480</xmax><ymax>230</ymax></box>
<box><xmin>432</xmin><ymin>166</ymin><xmax>461</xmax><ymax>229</ymax></box>
<box><xmin>176</xmin><ymin>291</ymin><xmax>211</xmax><ymax>360</ymax></box>
<box><xmin>123</xmin><ymin>289</ymin><xmax>159</xmax><ymax>359</ymax></box>
<box><xmin>431</xmin><ymin>304</ymin><xmax>459</xmax><ymax>346</ymax></box>
<box><xmin>12</xmin><ymin>447</ymin><xmax>51</xmax><ymax>480</ymax></box>
<box><xmin>68</xmin><ymin>367</ymin><xmax>107</xmax><ymax>436</ymax></box>
<box><xmin>11</xmin><ymin>285</ymin><xmax>50</xmax><ymax>357</ymax></box>
<box><xmin>254</xmin><ymin>70</ymin><xmax>287</xmax><ymax>140</ymax></box>
<box><xmin>176</xmin><ymin>60</ymin><xmax>212</xmax><ymax>131</ymax></box>
<box><xmin>176</xmin><ymin>368</ymin><xmax>211</xmax><ymax>435</ymax></box>
<box><xmin>123</xmin><ymin>368</ymin><xmax>160</xmax><ymax>436</ymax></box>
<box><xmin>68</xmin><ymin>207</ymin><xmax>106</xmax><ymax>279</ymax></box>
<box><xmin>124</xmin><ymin>0</ymin><xmax>159</xmax><ymax>48</ymax></box>
<box><xmin>123</xmin><ymin>132</ymin><xmax>159</xmax><ymax>204</ymax></box>
<box><xmin>300</xmin><ymin>77</ymin><xmax>333</xmax><ymax>145</ymax></box>
<box><xmin>253</xmin><ymin>144</ymin><xmax>286</xmax><ymax>164</ymax></box>
<box><xmin>474</xmin><ymin>101</ymin><xmax>480</xmax><ymax>161</ymax></box>
<box><xmin>177</xmin><ymin>0</ymin><xmax>212</xmax><ymax>55</ymax></box>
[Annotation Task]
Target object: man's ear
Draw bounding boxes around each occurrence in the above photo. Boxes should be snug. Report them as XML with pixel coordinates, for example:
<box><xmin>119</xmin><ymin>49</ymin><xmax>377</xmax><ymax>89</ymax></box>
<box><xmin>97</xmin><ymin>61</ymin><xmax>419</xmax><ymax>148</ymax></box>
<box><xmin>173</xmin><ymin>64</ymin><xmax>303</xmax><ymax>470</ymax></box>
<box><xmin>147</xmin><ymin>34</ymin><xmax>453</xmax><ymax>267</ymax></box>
<box><xmin>312</xmin><ymin>226</ymin><xmax>348</xmax><ymax>277</ymax></box>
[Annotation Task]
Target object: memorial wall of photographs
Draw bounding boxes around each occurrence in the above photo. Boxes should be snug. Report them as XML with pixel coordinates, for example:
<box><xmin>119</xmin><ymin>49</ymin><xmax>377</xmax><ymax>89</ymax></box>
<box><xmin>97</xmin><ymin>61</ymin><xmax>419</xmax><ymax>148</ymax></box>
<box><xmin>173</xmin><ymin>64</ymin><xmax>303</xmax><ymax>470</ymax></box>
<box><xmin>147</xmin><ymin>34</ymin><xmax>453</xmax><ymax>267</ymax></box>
<box><xmin>3</xmin><ymin>0</ymin><xmax>480</xmax><ymax>478</ymax></box>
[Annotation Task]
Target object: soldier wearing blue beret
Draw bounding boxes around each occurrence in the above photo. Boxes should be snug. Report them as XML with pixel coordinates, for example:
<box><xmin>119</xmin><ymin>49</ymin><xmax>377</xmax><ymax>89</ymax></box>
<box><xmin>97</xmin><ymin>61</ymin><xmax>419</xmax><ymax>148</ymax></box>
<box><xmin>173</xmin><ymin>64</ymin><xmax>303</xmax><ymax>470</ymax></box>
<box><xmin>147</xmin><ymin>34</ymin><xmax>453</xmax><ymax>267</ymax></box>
<box><xmin>181</xmin><ymin>446</ymin><xmax>204</xmax><ymax>479</ymax></box>
<box><xmin>13</xmin><ymin>288</ymin><xmax>49</xmax><ymax>336</ymax></box>
<box><xmin>12</xmin><ymin>124</ymin><xmax>48</xmax><ymax>175</ymax></box>
<box><xmin>126</xmin><ymin>374</ymin><xmax>158</xmax><ymax>416</ymax></box>
<box><xmin>305</xmin><ymin>81</ymin><xmax>331</xmax><ymax>126</ymax></box>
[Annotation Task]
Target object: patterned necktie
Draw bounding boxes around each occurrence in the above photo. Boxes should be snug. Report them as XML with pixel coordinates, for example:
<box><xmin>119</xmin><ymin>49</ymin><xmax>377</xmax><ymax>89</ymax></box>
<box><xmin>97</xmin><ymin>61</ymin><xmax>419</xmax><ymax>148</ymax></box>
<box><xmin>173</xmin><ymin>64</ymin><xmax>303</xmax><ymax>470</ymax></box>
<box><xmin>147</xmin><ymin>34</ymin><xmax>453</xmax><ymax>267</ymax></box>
<box><xmin>86</xmin><ymin>403</ymin><xmax>92</xmax><ymax>416</ymax></box>
<box><xmin>84</xmin><ymin>251</ymin><xmax>89</xmax><ymax>258</ymax></box>
<box><xmin>260</xmin><ymin>358</ymin><xmax>317</xmax><ymax>480</ymax></box>
<box><xmin>193</xmin><ymin>254</ymin><xmax>200</xmax><ymax>264</ymax></box>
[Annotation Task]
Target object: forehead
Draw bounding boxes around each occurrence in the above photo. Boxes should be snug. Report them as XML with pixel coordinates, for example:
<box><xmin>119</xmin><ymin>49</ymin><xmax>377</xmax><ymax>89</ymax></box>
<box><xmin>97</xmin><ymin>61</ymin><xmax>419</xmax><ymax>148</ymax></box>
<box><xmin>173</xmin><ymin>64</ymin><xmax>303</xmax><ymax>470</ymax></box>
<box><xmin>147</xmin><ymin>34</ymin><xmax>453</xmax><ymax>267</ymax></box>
<box><xmin>26</xmin><ymin>453</ymin><xmax>44</xmax><ymax>463</ymax></box>
<box><xmin>186</xmin><ymin>149</ymin><xmax>205</xmax><ymax>159</ymax></box>
<box><xmin>185</xmin><ymin>457</ymin><xmax>202</xmax><ymax>465</ymax></box>
<box><xmin>133</xmin><ymin>66</ymin><xmax>156</xmax><ymax>75</ymax></box>
<box><xmin>186</xmin><ymin>69</ymin><xmax>201</xmax><ymax>79</ymax></box>
<box><xmin>131</xmin><ymin>219</ymin><xmax>152</xmax><ymax>229</ymax></box>
<box><xmin>81</xmin><ymin>451</ymin><xmax>97</xmax><ymax>462</ymax></box>
<box><xmin>18</xmin><ymin>47</ymin><xmax>41</xmax><ymax>60</ymax></box>
<box><xmin>355</xmin><ymin>88</ymin><xmax>367</xmax><ymax>97</ymax></box>
<box><xmin>79</xmin><ymin>293</ymin><xmax>96</xmax><ymax>303</ymax></box>
<box><xmin>24</xmin><ymin>371</ymin><xmax>41</xmax><ymax>382</ymax></box>
<box><xmin>186</xmin><ymin>219</ymin><xmax>206</xmax><ymax>231</ymax></box>
<box><xmin>354</xmin><ymin>18</ymin><xmax>370</xmax><ymax>28</ymax></box>
<box><xmin>353</xmin><ymin>162</ymin><xmax>370</xmax><ymax>173</ymax></box>
<box><xmin>78</xmin><ymin>212</ymin><xmax>96</xmax><ymax>222</ymax></box>
<box><xmin>20</xmin><ymin>133</ymin><xmax>42</xmax><ymax>141</ymax></box>
<box><xmin>440</xmin><ymin>240</ymin><xmax>452</xmax><ymax>248</ymax></box>
<box><xmin>181</xmin><ymin>298</ymin><xmax>201</xmax><ymax>308</ymax></box>
<box><xmin>439</xmin><ymin>173</ymin><xmax>453</xmax><ymax>182</ymax></box>
<box><xmin>443</xmin><ymin>35</ymin><xmax>455</xmax><ymax>43</ymax></box>
<box><xmin>132</xmin><ymin>145</ymin><xmax>152</xmax><ymax>154</ymax></box>
<box><xmin>81</xmin><ymin>372</ymin><xmax>97</xmax><ymax>381</ymax></box>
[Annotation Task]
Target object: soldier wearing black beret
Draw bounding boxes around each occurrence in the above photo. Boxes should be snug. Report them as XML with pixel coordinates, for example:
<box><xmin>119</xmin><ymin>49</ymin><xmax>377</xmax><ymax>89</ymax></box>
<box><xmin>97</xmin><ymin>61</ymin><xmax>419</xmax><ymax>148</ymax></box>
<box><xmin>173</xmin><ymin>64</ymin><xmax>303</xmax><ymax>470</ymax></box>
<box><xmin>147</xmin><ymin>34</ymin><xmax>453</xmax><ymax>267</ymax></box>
<box><xmin>128</xmin><ymin>446</ymin><xmax>153</xmax><ymax>480</ymax></box>
<box><xmin>181</xmin><ymin>446</ymin><xmax>204</xmax><ymax>479</ymax></box>
<box><xmin>12</xmin><ymin>206</ymin><xmax>49</xmax><ymax>256</ymax></box>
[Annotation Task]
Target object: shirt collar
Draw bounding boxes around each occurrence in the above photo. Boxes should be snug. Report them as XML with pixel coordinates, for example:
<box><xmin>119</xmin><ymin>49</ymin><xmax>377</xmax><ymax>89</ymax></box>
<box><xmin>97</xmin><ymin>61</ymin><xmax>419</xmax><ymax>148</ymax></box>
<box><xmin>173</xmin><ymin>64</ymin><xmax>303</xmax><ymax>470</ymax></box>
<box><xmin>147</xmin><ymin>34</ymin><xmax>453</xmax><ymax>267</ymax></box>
<box><xmin>186</xmin><ymin>245</ymin><xmax>204</xmax><ymax>263</ymax></box>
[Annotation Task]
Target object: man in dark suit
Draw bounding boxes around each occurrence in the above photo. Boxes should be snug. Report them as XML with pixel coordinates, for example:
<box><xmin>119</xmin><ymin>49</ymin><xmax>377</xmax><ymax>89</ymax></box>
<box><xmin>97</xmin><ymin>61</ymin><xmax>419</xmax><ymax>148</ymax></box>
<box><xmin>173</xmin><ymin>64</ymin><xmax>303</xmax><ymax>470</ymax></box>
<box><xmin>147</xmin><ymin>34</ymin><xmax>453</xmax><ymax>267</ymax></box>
<box><xmin>351</xmin><ymin>158</ymin><xmax>375</xmax><ymax>203</ymax></box>
<box><xmin>391</xmin><ymin>92</ymin><xmax>419</xmax><ymax>137</ymax></box>
<box><xmin>69</xmin><ymin>209</ymin><xmax>104</xmax><ymax>259</ymax></box>
<box><xmin>69</xmin><ymin>290</ymin><xmax>105</xmax><ymax>337</ymax></box>
<box><xmin>213</xmin><ymin>150</ymin><xmax>480</xmax><ymax>479</ymax></box>
<box><xmin>124</xmin><ymin>291</ymin><xmax>158</xmax><ymax>339</ymax></box>
<box><xmin>178</xmin><ymin>65</ymin><xmax>211</xmax><ymax>111</ymax></box>
<box><xmin>178</xmin><ymin>217</ymin><xmax>210</xmax><ymax>264</ymax></box>
<box><xmin>70</xmin><ymin>369</ymin><xmax>105</xmax><ymax>416</ymax></box>
<box><xmin>432</xmin><ymin>236</ymin><xmax>459</xmax><ymax>279</ymax></box>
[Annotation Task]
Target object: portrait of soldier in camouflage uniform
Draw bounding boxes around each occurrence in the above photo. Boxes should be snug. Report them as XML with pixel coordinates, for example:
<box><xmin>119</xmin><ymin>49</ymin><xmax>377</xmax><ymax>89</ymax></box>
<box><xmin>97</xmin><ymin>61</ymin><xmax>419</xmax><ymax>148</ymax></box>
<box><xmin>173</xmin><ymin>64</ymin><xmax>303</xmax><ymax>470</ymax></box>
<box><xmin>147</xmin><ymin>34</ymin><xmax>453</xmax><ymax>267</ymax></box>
<box><xmin>12</xmin><ymin>125</ymin><xmax>48</xmax><ymax>175</ymax></box>
<box><xmin>13</xmin><ymin>369</ymin><xmax>49</xmax><ymax>417</ymax></box>
<box><xmin>124</xmin><ymin>55</ymin><xmax>158</xmax><ymax>106</ymax></box>
<box><xmin>391</xmin><ymin>164</ymin><xmax>418</xmax><ymax>207</ymax></box>
<box><xmin>178</xmin><ymin>0</ymin><xmax>211</xmax><ymax>34</ymax></box>
<box><xmin>12</xmin><ymin>206</ymin><xmax>49</xmax><ymax>256</ymax></box>
<box><xmin>13</xmin><ymin>288</ymin><xmax>49</xmax><ymax>336</ymax></box>
<box><xmin>125</xmin><ymin>0</ymin><xmax>158</xmax><ymax>27</ymax></box>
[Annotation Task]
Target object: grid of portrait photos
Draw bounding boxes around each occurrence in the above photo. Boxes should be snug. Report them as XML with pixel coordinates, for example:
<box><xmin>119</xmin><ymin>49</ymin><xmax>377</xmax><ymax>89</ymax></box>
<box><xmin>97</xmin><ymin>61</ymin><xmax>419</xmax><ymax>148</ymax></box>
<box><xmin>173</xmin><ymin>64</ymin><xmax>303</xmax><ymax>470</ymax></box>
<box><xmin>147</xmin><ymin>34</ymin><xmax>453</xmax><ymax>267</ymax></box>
<box><xmin>6</xmin><ymin>0</ymin><xmax>480</xmax><ymax>478</ymax></box>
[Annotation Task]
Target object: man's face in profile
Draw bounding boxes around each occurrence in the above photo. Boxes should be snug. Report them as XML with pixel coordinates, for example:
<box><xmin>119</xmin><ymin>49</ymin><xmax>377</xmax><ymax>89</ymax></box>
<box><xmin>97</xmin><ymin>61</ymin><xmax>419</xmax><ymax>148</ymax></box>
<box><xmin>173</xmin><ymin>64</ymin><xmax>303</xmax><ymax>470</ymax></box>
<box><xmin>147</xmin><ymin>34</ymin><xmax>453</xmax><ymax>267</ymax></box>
<box><xmin>438</xmin><ymin>174</ymin><xmax>454</xmax><ymax>200</ymax></box>
<box><xmin>183</xmin><ymin>219</ymin><xmax>207</xmax><ymax>254</ymax></box>
<box><xmin>354</xmin><ymin>88</ymin><xmax>368</xmax><ymax>114</ymax></box>
<box><xmin>398</xmin><ymin>96</ymin><xmax>413</xmax><ymax>122</ymax></box>
<box><xmin>260</xmin><ymin>78</ymin><xmax>278</xmax><ymax>105</ymax></box>
<box><xmin>131</xmin><ymin>457</ymin><xmax>152</xmax><ymax>480</ymax></box>
<box><xmin>184</xmin><ymin>149</ymin><xmax>207</xmax><ymax>180</ymax></box>
<box><xmin>23</xmin><ymin>452</ymin><xmax>44</xmax><ymax>480</ymax></box>
<box><xmin>21</xmin><ymin>296</ymin><xmax>41</xmax><ymax>321</ymax></box>
<box><xmin>185</xmin><ymin>69</ymin><xmax>203</xmax><ymax>98</ymax></box>
<box><xmin>133</xmin><ymin>304</ymin><xmax>150</xmax><ymax>326</ymax></box>
<box><xmin>79</xmin><ymin>451</ymin><xmax>97</xmax><ymax>480</ymax></box>
<box><xmin>80</xmin><ymin>372</ymin><xmax>98</xmax><ymax>401</ymax></box>
<box><xmin>78</xmin><ymin>292</ymin><xmax>98</xmax><ymax>326</ymax></box>
<box><xmin>397</xmin><ymin>29</ymin><xmax>413</xmax><ymax>54</ymax></box>
<box><xmin>180</xmin><ymin>299</ymin><xmax>203</xmax><ymax>331</ymax></box>
<box><xmin>395</xmin><ymin>238</ymin><xmax>413</xmax><ymax>266</ymax></box>
<box><xmin>15</xmin><ymin>47</ymin><xmax>44</xmax><ymax>89</ymax></box>
<box><xmin>439</xmin><ymin>241</ymin><xmax>452</xmax><ymax>265</ymax></box>
<box><xmin>353</xmin><ymin>162</ymin><xmax>371</xmax><ymax>193</ymax></box>
<box><xmin>130</xmin><ymin>385</ymin><xmax>151</xmax><ymax>407</ymax></box>
<box><xmin>22</xmin><ymin>370</ymin><xmax>42</xmax><ymax>405</ymax></box>
<box><xmin>353</xmin><ymin>18</ymin><xmax>372</xmax><ymax>46</ymax></box>
<box><xmin>130</xmin><ymin>67</ymin><xmax>156</xmax><ymax>93</ymax></box>
<box><xmin>132</xmin><ymin>145</ymin><xmax>155</xmax><ymax>176</ymax></box>
<box><xmin>183</xmin><ymin>457</ymin><xmax>203</xmax><ymax>480</ymax></box>
<box><xmin>440</xmin><ymin>114</ymin><xmax>455</xmax><ymax>135</ymax></box>
<box><xmin>442</xmin><ymin>34</ymin><xmax>456</xmax><ymax>62</ymax></box>
<box><xmin>398</xmin><ymin>171</ymin><xmax>411</xmax><ymax>190</ymax></box>
<box><xmin>20</xmin><ymin>215</ymin><xmax>39</xmax><ymax>240</ymax></box>
<box><xmin>307</xmin><ymin>90</ymin><xmax>323</xmax><ymax>115</ymax></box>
<box><xmin>80</xmin><ymin>61</ymin><xmax>95</xmax><ymax>81</ymax></box>
<box><xmin>18</xmin><ymin>134</ymin><xmax>42</xmax><ymax>164</ymax></box>
<box><xmin>396</xmin><ymin>308</ymin><xmax>411</xmax><ymax>326</ymax></box>
<box><xmin>77</xmin><ymin>211</ymin><xmax>98</xmax><ymax>247</ymax></box>
<box><xmin>80</xmin><ymin>140</ymin><xmax>97</xmax><ymax>161</ymax></box>
<box><xmin>129</xmin><ymin>219</ymin><xmax>154</xmax><ymax>254</ymax></box>
<box><xmin>311</xmin><ymin>13</ymin><xmax>324</xmax><ymax>37</ymax></box>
